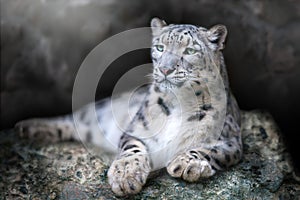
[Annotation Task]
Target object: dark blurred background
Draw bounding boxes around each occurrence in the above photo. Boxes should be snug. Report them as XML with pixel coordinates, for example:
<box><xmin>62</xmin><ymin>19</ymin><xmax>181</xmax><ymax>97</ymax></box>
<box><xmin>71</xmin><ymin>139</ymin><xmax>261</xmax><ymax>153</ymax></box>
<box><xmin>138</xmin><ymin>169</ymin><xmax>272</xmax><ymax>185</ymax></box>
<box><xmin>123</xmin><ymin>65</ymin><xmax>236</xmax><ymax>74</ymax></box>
<box><xmin>1</xmin><ymin>0</ymin><xmax>299</xmax><ymax>170</ymax></box>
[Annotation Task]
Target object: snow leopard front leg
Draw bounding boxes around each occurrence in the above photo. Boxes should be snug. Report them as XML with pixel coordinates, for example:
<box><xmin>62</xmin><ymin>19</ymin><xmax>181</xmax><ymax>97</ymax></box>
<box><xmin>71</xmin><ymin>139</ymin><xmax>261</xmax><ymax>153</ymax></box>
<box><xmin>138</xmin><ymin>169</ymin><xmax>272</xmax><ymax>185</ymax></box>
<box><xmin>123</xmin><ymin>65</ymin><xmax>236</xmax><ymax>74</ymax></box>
<box><xmin>107</xmin><ymin>133</ymin><xmax>151</xmax><ymax>196</ymax></box>
<box><xmin>167</xmin><ymin>115</ymin><xmax>242</xmax><ymax>182</ymax></box>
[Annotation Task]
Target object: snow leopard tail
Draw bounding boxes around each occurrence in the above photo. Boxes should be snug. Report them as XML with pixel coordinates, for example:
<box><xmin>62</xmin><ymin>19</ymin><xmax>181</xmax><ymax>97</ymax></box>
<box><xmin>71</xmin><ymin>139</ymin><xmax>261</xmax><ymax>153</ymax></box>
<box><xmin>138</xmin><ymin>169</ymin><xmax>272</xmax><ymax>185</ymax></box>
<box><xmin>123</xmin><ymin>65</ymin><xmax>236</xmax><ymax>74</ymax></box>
<box><xmin>15</xmin><ymin>102</ymin><xmax>120</xmax><ymax>157</ymax></box>
<box><xmin>15</xmin><ymin>114</ymin><xmax>79</xmax><ymax>143</ymax></box>
<box><xmin>15</xmin><ymin>112</ymin><xmax>118</xmax><ymax>164</ymax></box>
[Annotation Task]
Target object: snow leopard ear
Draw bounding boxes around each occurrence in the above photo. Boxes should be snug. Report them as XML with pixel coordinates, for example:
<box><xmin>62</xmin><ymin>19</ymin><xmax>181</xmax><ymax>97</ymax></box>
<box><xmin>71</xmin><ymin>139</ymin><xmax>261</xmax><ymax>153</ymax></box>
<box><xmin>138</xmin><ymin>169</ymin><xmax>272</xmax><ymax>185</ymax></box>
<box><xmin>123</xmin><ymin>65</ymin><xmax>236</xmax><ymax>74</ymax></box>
<box><xmin>151</xmin><ymin>17</ymin><xmax>167</xmax><ymax>37</ymax></box>
<box><xmin>207</xmin><ymin>25</ymin><xmax>227</xmax><ymax>51</ymax></box>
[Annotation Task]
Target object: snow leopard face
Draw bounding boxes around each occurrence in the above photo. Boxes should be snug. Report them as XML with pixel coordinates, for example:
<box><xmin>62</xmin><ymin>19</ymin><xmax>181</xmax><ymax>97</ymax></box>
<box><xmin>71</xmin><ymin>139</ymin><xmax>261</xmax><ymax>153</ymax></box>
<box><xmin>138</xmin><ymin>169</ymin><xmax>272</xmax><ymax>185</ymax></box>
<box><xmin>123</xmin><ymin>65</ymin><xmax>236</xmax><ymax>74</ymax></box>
<box><xmin>150</xmin><ymin>18</ymin><xmax>227</xmax><ymax>92</ymax></box>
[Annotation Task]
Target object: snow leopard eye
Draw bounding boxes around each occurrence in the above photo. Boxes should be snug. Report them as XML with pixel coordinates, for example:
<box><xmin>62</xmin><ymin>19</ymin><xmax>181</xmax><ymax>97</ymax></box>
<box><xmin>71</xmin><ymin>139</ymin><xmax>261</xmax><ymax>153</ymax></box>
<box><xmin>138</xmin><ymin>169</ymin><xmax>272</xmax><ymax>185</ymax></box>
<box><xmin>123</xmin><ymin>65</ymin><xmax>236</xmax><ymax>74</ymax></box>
<box><xmin>184</xmin><ymin>48</ymin><xmax>197</xmax><ymax>55</ymax></box>
<box><xmin>155</xmin><ymin>45</ymin><xmax>164</xmax><ymax>52</ymax></box>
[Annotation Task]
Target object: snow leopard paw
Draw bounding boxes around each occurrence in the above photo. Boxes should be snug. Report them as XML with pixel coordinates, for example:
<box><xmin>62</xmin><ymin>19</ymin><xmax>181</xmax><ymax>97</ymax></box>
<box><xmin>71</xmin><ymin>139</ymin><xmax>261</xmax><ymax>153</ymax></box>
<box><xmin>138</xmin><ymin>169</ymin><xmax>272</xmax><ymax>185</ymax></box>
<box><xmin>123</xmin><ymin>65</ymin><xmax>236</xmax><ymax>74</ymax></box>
<box><xmin>107</xmin><ymin>154</ymin><xmax>150</xmax><ymax>196</ymax></box>
<box><xmin>167</xmin><ymin>151</ymin><xmax>215</xmax><ymax>182</ymax></box>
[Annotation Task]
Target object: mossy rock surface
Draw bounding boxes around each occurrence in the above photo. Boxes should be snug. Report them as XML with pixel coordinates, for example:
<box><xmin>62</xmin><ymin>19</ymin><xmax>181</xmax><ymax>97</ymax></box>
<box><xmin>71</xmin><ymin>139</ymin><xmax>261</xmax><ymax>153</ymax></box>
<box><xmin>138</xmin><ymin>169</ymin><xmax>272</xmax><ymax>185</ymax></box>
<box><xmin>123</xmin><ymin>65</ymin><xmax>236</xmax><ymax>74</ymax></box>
<box><xmin>0</xmin><ymin>110</ymin><xmax>299</xmax><ymax>199</ymax></box>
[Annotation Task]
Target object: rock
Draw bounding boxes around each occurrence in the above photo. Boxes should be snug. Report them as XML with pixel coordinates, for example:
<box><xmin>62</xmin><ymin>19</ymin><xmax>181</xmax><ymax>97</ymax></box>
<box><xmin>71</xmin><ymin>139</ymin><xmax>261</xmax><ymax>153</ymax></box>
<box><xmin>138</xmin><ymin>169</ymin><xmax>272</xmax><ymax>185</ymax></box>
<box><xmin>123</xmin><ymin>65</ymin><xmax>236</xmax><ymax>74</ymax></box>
<box><xmin>0</xmin><ymin>110</ymin><xmax>299</xmax><ymax>199</ymax></box>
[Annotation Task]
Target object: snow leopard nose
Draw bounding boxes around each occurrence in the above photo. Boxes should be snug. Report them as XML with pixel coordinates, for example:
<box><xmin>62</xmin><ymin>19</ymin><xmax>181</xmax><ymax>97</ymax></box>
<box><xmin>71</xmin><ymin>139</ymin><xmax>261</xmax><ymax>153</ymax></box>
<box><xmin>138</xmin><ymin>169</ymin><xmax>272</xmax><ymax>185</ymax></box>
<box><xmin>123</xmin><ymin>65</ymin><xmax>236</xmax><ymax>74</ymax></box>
<box><xmin>159</xmin><ymin>67</ymin><xmax>175</xmax><ymax>75</ymax></box>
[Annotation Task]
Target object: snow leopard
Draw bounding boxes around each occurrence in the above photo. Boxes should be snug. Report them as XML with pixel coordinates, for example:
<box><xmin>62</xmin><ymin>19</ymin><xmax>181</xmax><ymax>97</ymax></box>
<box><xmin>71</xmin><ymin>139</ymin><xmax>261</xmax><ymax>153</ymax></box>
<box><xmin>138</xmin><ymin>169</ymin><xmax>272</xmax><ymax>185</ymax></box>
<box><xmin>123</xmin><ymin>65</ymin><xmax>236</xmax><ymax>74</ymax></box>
<box><xmin>16</xmin><ymin>18</ymin><xmax>242</xmax><ymax>196</ymax></box>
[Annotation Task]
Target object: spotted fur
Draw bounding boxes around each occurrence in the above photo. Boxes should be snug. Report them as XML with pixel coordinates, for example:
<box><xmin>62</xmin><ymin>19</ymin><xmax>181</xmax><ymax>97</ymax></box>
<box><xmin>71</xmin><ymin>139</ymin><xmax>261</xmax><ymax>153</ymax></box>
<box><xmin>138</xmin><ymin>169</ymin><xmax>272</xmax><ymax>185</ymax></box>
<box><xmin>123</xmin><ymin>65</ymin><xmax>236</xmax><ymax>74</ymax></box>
<box><xmin>16</xmin><ymin>18</ymin><xmax>242</xmax><ymax>196</ymax></box>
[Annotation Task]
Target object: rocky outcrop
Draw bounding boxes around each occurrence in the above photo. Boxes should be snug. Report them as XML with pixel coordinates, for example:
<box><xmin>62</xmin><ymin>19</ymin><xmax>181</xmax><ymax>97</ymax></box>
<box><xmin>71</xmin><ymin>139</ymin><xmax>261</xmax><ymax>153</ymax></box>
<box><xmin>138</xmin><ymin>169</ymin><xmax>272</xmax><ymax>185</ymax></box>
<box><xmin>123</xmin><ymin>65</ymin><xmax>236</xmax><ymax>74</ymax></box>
<box><xmin>1</xmin><ymin>111</ymin><xmax>299</xmax><ymax>199</ymax></box>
